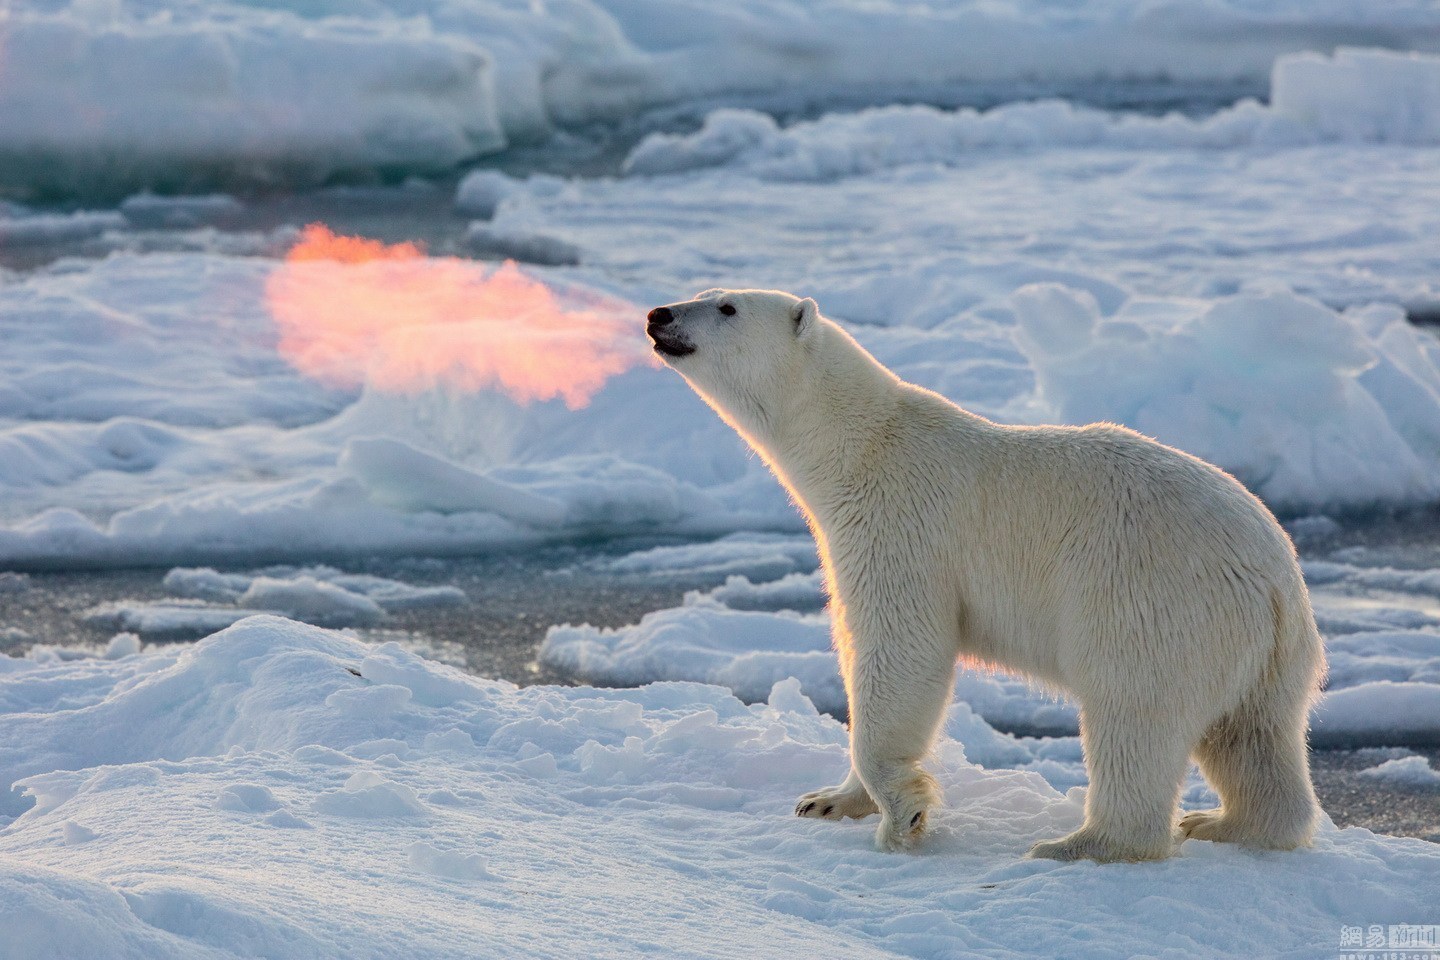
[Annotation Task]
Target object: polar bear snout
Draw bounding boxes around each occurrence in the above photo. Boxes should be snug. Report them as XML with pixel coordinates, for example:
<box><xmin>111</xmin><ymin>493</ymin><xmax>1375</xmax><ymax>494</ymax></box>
<box><xmin>646</xmin><ymin>303</ymin><xmax>696</xmax><ymax>358</ymax></box>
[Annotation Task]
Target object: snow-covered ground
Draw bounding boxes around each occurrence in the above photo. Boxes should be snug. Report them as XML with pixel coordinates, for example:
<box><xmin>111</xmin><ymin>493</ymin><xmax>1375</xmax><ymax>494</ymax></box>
<box><xmin>2</xmin><ymin>618</ymin><xmax>1438</xmax><ymax>959</ymax></box>
<box><xmin>4</xmin><ymin>5</ymin><xmax>1440</xmax><ymax>955</ymax></box>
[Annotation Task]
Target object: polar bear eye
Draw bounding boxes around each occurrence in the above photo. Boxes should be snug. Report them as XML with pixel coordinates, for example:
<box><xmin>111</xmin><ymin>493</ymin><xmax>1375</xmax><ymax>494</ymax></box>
<box><xmin>718</xmin><ymin>303</ymin><xmax>737</xmax><ymax>316</ymax></box>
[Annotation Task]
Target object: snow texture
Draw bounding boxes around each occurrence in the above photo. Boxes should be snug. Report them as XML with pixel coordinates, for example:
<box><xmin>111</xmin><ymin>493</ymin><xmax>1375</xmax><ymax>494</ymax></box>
<box><xmin>1</xmin><ymin>616</ymin><xmax>1436</xmax><ymax>959</ymax></box>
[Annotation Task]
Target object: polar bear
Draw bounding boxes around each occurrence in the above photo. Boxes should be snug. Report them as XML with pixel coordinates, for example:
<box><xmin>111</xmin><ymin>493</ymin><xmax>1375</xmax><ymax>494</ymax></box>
<box><xmin>646</xmin><ymin>288</ymin><xmax>1325</xmax><ymax>862</ymax></box>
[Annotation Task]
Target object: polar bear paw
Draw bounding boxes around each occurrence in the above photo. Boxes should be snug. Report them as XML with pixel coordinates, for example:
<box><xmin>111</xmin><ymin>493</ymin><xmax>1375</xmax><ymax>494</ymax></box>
<box><xmin>795</xmin><ymin>782</ymin><xmax>878</xmax><ymax>821</ymax></box>
<box><xmin>870</xmin><ymin>768</ymin><xmax>938</xmax><ymax>852</ymax></box>
<box><xmin>1177</xmin><ymin>808</ymin><xmax>1229</xmax><ymax>841</ymax></box>
<box><xmin>1179</xmin><ymin>807</ymin><xmax>1309</xmax><ymax>848</ymax></box>
<box><xmin>1027</xmin><ymin>826</ymin><xmax>1175</xmax><ymax>863</ymax></box>
<box><xmin>875</xmin><ymin>807</ymin><xmax>929</xmax><ymax>852</ymax></box>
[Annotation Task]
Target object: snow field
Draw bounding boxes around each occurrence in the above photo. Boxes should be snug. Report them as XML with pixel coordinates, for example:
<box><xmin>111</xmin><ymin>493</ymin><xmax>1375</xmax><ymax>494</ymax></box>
<box><xmin>2</xmin><ymin>616</ymin><xmax>1437</xmax><ymax>959</ymax></box>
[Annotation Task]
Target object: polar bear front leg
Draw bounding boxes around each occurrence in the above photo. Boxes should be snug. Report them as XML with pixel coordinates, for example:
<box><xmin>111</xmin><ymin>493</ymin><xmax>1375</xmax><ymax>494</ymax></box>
<box><xmin>847</xmin><ymin>644</ymin><xmax>956</xmax><ymax>852</ymax></box>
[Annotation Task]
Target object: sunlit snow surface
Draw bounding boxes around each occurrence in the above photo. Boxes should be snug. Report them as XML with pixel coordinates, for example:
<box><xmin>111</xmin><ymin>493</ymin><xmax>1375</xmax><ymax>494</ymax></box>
<box><xmin>4</xmin><ymin>12</ymin><xmax>1440</xmax><ymax>957</ymax></box>
<box><xmin>2</xmin><ymin>618</ymin><xmax>1438</xmax><ymax>959</ymax></box>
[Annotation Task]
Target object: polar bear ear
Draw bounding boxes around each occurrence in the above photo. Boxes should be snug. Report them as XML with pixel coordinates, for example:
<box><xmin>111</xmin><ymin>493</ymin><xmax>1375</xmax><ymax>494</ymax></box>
<box><xmin>792</xmin><ymin>297</ymin><xmax>818</xmax><ymax>338</ymax></box>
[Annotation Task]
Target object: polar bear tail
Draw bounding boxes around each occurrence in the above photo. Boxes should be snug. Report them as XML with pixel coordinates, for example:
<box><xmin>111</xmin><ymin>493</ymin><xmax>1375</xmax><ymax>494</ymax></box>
<box><xmin>1187</xmin><ymin>583</ymin><xmax>1325</xmax><ymax>849</ymax></box>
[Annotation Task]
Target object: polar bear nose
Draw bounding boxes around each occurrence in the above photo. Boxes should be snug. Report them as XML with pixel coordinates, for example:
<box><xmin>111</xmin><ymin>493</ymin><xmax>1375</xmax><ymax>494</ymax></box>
<box><xmin>647</xmin><ymin>307</ymin><xmax>674</xmax><ymax>326</ymax></box>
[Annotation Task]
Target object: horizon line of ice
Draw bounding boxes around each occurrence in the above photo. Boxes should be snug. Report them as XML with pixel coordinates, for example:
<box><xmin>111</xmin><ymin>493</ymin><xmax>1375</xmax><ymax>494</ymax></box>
<box><xmin>624</xmin><ymin>48</ymin><xmax>1440</xmax><ymax>180</ymax></box>
<box><xmin>4</xmin><ymin>0</ymin><xmax>1440</xmax><ymax>197</ymax></box>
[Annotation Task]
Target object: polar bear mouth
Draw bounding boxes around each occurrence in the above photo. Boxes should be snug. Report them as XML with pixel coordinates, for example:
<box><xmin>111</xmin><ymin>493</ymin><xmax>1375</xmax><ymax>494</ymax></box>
<box><xmin>648</xmin><ymin>329</ymin><xmax>696</xmax><ymax>358</ymax></box>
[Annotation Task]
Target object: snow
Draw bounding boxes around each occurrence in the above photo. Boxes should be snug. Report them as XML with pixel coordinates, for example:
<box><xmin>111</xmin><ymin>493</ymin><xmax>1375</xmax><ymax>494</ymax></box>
<box><xmin>1011</xmin><ymin>287</ymin><xmax>1440</xmax><ymax>511</ymax></box>
<box><xmin>1359</xmin><ymin>755</ymin><xmax>1440</xmax><ymax>787</ymax></box>
<box><xmin>5</xmin><ymin>34</ymin><xmax>1440</xmax><ymax>564</ymax></box>
<box><xmin>76</xmin><ymin>566</ymin><xmax>465</xmax><ymax>640</ymax></box>
<box><xmin>3</xmin><ymin>12</ymin><xmax>1440</xmax><ymax>952</ymax></box>
<box><xmin>1</xmin><ymin>616</ymin><xmax>1436</xmax><ymax>959</ymax></box>
<box><xmin>624</xmin><ymin>48</ymin><xmax>1440</xmax><ymax>179</ymax></box>
<box><xmin>543</xmin><ymin>539</ymin><xmax>1440</xmax><ymax>745</ymax></box>
<box><xmin>0</xmin><ymin>8</ymin><xmax>504</xmax><ymax>198</ymax></box>
<box><xmin>6</xmin><ymin>5</ymin><xmax>1440</xmax><ymax>196</ymax></box>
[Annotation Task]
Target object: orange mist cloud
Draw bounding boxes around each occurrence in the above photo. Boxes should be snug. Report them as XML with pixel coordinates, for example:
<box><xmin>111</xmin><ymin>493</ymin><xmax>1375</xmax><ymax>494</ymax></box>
<box><xmin>266</xmin><ymin>224</ymin><xmax>651</xmax><ymax>408</ymax></box>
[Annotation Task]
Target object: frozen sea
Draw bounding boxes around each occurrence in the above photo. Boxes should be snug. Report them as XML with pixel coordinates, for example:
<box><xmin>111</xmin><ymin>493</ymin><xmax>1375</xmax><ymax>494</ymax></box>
<box><xmin>4</xmin><ymin>3</ymin><xmax>1440</xmax><ymax>957</ymax></box>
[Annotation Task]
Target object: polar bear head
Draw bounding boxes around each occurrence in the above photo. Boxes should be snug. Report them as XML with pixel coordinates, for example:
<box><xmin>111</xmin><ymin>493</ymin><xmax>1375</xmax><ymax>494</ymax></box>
<box><xmin>645</xmin><ymin>288</ymin><xmax>820</xmax><ymax>419</ymax></box>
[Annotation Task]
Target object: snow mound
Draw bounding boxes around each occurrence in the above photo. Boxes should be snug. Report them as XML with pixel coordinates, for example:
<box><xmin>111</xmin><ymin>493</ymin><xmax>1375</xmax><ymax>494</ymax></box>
<box><xmin>1</xmin><ymin>616</ymin><xmax>1436</xmax><ymax>958</ymax></box>
<box><xmin>1358</xmin><ymin>755</ymin><xmax>1440</xmax><ymax>786</ymax></box>
<box><xmin>624</xmin><ymin>48</ymin><xmax>1440</xmax><ymax>181</ymax></box>
<box><xmin>1011</xmin><ymin>288</ymin><xmax>1440</xmax><ymax>513</ymax></box>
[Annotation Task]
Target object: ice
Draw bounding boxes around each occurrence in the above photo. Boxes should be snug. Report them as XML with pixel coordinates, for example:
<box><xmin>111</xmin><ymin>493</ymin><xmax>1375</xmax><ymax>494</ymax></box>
<box><xmin>1011</xmin><ymin>287</ymin><xmax>1440</xmax><ymax>512</ymax></box>
<box><xmin>119</xmin><ymin>193</ymin><xmax>245</xmax><ymax>230</ymax></box>
<box><xmin>1273</xmin><ymin>47</ymin><xmax>1440</xmax><ymax>143</ymax></box>
<box><xmin>592</xmin><ymin>533</ymin><xmax>819</xmax><ymax>579</ymax></box>
<box><xmin>7</xmin><ymin>51</ymin><xmax>1440</xmax><ymax>565</ymax></box>
<box><xmin>624</xmin><ymin>49</ymin><xmax>1440</xmax><ymax>180</ymax></box>
<box><xmin>237</xmin><ymin>577</ymin><xmax>384</xmax><ymax>628</ymax></box>
<box><xmin>0</xmin><ymin>7</ymin><xmax>504</xmax><ymax>198</ymax></box>
<box><xmin>6</xmin><ymin>5</ymin><xmax>1440</xmax><ymax>195</ymax></box>
<box><xmin>339</xmin><ymin>438</ymin><xmax>566</xmax><ymax>526</ymax></box>
<box><xmin>1358</xmin><ymin>755</ymin><xmax>1440</xmax><ymax>786</ymax></box>
<box><xmin>463</xmin><ymin>224</ymin><xmax>582</xmax><ymax>266</ymax></box>
<box><xmin>0</xmin><ymin>208</ymin><xmax>126</xmax><ymax>245</ymax></box>
<box><xmin>84</xmin><ymin>603</ymin><xmax>268</xmax><ymax>640</ymax></box>
<box><xmin>102</xmin><ymin>633</ymin><xmax>143</xmax><ymax>660</ymax></box>
<box><xmin>454</xmin><ymin>169</ymin><xmax>523</xmax><ymax>218</ymax></box>
<box><xmin>544</xmin><ymin>553</ymin><xmax>1440</xmax><ymax>744</ymax></box>
<box><xmin>83</xmin><ymin>566</ymin><xmax>465</xmax><ymax>639</ymax></box>
<box><xmin>0</xmin><ymin>616</ymin><xmax>1435</xmax><ymax>958</ymax></box>
<box><xmin>544</xmin><ymin>604</ymin><xmax>844</xmax><ymax>709</ymax></box>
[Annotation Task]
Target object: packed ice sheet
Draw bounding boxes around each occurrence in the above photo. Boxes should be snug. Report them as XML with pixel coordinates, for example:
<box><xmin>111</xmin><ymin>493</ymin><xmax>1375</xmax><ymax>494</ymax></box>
<box><xmin>5</xmin><ymin>141</ymin><xmax>1440</xmax><ymax>565</ymax></box>
<box><xmin>625</xmin><ymin>48</ymin><xmax>1440</xmax><ymax>179</ymax></box>
<box><xmin>6</xmin><ymin>3</ymin><xmax>1440</xmax><ymax>195</ymax></box>
<box><xmin>77</xmin><ymin>566</ymin><xmax>466</xmax><ymax>639</ymax></box>
<box><xmin>1</xmin><ymin>616</ymin><xmax>1436</xmax><ymax>959</ymax></box>
<box><xmin>542</xmin><ymin>538</ymin><xmax>1440</xmax><ymax>746</ymax></box>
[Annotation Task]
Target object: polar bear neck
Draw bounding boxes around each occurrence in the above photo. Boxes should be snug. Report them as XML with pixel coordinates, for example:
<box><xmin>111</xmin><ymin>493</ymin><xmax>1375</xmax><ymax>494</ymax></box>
<box><xmin>730</xmin><ymin>319</ymin><xmax>916</xmax><ymax>515</ymax></box>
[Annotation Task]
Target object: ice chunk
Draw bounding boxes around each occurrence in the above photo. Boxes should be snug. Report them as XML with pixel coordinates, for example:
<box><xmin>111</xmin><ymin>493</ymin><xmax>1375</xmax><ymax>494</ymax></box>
<box><xmin>340</xmin><ymin>437</ymin><xmax>566</xmax><ymax>526</ymax></box>
<box><xmin>1358</xmin><ymin>755</ymin><xmax>1440</xmax><ymax>786</ymax></box>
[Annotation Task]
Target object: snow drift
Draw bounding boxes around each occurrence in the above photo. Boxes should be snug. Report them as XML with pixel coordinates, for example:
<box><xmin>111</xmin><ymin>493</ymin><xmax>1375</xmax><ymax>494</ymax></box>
<box><xmin>1</xmin><ymin>616</ymin><xmax>1436</xmax><ymax>958</ymax></box>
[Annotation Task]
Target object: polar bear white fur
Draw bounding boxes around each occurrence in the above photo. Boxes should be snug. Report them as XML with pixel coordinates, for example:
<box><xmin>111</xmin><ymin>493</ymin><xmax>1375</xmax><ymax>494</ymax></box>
<box><xmin>646</xmin><ymin>288</ymin><xmax>1325</xmax><ymax>862</ymax></box>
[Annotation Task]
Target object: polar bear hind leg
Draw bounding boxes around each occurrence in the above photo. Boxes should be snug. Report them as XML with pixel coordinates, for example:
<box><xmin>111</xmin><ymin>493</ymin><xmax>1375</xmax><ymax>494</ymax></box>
<box><xmin>1028</xmin><ymin>702</ymin><xmax>1192</xmax><ymax>862</ymax></box>
<box><xmin>1181</xmin><ymin>692</ymin><xmax>1319</xmax><ymax>849</ymax></box>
